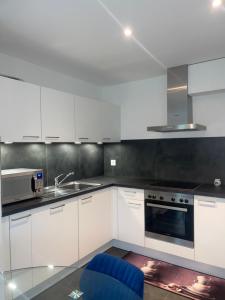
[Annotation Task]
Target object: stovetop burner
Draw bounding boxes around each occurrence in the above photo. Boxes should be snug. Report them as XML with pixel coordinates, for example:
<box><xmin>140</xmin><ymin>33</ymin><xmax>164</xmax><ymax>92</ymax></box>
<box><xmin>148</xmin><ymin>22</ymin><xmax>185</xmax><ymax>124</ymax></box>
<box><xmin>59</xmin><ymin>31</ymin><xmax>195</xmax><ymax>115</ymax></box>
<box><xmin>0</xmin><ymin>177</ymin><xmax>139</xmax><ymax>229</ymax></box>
<box><xmin>150</xmin><ymin>180</ymin><xmax>199</xmax><ymax>190</ymax></box>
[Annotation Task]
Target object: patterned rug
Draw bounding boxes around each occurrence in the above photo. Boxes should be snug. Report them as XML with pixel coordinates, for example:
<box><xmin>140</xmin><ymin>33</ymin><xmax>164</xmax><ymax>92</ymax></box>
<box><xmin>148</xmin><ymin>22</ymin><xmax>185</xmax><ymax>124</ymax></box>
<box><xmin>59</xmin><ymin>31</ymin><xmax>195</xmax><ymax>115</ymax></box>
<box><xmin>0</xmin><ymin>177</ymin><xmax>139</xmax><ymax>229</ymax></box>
<box><xmin>123</xmin><ymin>252</ymin><xmax>225</xmax><ymax>300</ymax></box>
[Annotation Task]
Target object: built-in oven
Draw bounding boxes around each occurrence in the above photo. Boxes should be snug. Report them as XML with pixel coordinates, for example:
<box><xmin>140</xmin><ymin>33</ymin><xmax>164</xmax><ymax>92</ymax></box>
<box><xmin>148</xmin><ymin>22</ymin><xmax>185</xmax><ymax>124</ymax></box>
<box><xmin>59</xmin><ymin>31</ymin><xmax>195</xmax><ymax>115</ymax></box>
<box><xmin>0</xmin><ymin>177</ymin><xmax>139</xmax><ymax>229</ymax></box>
<box><xmin>145</xmin><ymin>189</ymin><xmax>194</xmax><ymax>248</ymax></box>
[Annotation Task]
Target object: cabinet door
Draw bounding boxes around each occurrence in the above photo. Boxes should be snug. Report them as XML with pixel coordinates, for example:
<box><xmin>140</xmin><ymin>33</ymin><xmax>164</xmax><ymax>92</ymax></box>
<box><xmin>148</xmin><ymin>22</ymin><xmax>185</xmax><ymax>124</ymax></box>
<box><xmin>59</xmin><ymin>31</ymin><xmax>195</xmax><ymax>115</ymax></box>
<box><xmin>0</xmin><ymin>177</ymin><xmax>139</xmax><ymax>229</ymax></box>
<box><xmin>0</xmin><ymin>76</ymin><xmax>41</xmax><ymax>142</ymax></box>
<box><xmin>75</xmin><ymin>96</ymin><xmax>102</xmax><ymax>143</ymax></box>
<box><xmin>0</xmin><ymin>217</ymin><xmax>10</xmax><ymax>272</ymax></box>
<box><xmin>118</xmin><ymin>188</ymin><xmax>144</xmax><ymax>246</ymax></box>
<box><xmin>10</xmin><ymin>211</ymin><xmax>32</xmax><ymax>270</ymax></box>
<box><xmin>79</xmin><ymin>190</ymin><xmax>112</xmax><ymax>259</ymax></box>
<box><xmin>41</xmin><ymin>87</ymin><xmax>75</xmax><ymax>142</ymax></box>
<box><xmin>195</xmin><ymin>196</ymin><xmax>225</xmax><ymax>269</ymax></box>
<box><xmin>101</xmin><ymin>102</ymin><xmax>120</xmax><ymax>143</ymax></box>
<box><xmin>32</xmin><ymin>200</ymin><xmax>78</xmax><ymax>267</ymax></box>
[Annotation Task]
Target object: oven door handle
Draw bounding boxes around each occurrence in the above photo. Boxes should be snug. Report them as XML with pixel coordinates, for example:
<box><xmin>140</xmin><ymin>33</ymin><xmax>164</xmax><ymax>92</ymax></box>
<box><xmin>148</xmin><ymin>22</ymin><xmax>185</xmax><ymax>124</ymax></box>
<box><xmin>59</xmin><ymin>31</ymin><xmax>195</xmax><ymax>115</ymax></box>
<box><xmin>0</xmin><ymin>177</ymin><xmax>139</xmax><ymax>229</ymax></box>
<box><xmin>146</xmin><ymin>203</ymin><xmax>188</xmax><ymax>212</ymax></box>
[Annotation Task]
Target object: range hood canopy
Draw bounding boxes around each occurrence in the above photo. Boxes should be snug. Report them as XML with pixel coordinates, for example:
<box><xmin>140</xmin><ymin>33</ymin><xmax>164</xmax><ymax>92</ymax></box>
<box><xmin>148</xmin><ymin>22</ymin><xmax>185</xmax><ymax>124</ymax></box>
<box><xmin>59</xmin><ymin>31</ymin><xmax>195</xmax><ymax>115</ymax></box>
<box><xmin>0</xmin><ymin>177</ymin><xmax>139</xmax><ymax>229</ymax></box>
<box><xmin>147</xmin><ymin>65</ymin><xmax>206</xmax><ymax>132</ymax></box>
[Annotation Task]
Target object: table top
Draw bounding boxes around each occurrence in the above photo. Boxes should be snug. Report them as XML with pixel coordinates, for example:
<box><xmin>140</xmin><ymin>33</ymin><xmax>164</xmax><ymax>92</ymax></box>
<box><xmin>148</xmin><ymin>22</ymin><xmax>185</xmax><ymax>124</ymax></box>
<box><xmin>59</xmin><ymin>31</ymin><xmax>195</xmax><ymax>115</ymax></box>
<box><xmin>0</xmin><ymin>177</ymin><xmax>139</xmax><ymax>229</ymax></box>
<box><xmin>1</xmin><ymin>266</ymin><xmax>142</xmax><ymax>300</ymax></box>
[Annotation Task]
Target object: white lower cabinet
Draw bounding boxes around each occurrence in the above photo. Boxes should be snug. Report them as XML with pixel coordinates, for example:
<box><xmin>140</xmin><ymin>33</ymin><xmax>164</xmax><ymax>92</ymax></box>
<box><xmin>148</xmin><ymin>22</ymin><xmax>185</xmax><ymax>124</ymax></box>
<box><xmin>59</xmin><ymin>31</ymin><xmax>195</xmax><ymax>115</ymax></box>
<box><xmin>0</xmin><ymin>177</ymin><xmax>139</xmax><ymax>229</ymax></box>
<box><xmin>118</xmin><ymin>188</ymin><xmax>145</xmax><ymax>246</ymax></box>
<box><xmin>194</xmin><ymin>196</ymin><xmax>225</xmax><ymax>269</ymax></box>
<box><xmin>79</xmin><ymin>189</ymin><xmax>113</xmax><ymax>259</ymax></box>
<box><xmin>32</xmin><ymin>199</ymin><xmax>78</xmax><ymax>267</ymax></box>
<box><xmin>10</xmin><ymin>211</ymin><xmax>32</xmax><ymax>270</ymax></box>
<box><xmin>0</xmin><ymin>217</ymin><xmax>10</xmax><ymax>272</ymax></box>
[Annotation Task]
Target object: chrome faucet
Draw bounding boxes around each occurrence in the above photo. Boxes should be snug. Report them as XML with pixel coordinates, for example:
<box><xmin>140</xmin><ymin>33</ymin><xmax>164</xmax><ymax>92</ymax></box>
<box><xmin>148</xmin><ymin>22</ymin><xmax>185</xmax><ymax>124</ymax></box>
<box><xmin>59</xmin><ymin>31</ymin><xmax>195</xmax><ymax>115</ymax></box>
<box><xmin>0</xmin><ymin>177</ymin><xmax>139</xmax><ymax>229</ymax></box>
<box><xmin>54</xmin><ymin>171</ymin><xmax>74</xmax><ymax>188</ymax></box>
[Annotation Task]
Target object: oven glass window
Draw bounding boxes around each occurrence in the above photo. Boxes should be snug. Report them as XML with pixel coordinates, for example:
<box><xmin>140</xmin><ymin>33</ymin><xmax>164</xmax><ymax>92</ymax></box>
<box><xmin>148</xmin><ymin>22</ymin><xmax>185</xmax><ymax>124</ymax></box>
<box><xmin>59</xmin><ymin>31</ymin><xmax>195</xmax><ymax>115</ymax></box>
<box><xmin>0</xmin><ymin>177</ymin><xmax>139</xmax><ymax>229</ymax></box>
<box><xmin>145</xmin><ymin>201</ymin><xmax>193</xmax><ymax>241</ymax></box>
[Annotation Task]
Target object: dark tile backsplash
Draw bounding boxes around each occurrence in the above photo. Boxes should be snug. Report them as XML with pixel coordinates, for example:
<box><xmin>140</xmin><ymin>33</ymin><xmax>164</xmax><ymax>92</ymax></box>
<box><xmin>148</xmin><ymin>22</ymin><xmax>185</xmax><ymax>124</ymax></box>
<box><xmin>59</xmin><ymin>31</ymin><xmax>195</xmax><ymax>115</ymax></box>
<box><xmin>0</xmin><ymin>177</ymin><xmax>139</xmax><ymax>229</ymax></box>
<box><xmin>2</xmin><ymin>137</ymin><xmax>225</xmax><ymax>187</ymax></box>
<box><xmin>104</xmin><ymin>138</ymin><xmax>225</xmax><ymax>184</ymax></box>
<box><xmin>1</xmin><ymin>143</ymin><xmax>104</xmax><ymax>186</ymax></box>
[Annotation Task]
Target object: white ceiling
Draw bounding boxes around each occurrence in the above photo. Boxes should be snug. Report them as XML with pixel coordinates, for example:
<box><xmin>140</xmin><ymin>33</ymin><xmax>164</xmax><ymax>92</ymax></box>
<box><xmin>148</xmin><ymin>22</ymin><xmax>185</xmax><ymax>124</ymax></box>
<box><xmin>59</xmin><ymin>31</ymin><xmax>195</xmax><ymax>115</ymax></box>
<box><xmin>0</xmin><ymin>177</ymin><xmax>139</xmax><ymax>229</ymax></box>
<box><xmin>0</xmin><ymin>0</ymin><xmax>225</xmax><ymax>86</ymax></box>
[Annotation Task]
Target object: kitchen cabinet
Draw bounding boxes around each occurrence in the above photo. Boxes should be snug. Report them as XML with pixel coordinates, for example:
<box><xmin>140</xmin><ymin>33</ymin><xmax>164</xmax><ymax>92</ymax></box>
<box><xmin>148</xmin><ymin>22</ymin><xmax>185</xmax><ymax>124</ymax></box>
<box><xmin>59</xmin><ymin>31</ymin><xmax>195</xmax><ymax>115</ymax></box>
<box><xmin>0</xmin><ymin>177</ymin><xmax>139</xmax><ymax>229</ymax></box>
<box><xmin>75</xmin><ymin>95</ymin><xmax>120</xmax><ymax>143</ymax></box>
<box><xmin>75</xmin><ymin>96</ymin><xmax>103</xmax><ymax>143</ymax></box>
<box><xmin>32</xmin><ymin>199</ymin><xmax>78</xmax><ymax>267</ymax></box>
<box><xmin>41</xmin><ymin>87</ymin><xmax>75</xmax><ymax>142</ymax></box>
<box><xmin>0</xmin><ymin>217</ymin><xmax>10</xmax><ymax>272</ymax></box>
<box><xmin>10</xmin><ymin>211</ymin><xmax>32</xmax><ymax>270</ymax></box>
<box><xmin>101</xmin><ymin>101</ymin><xmax>120</xmax><ymax>143</ymax></box>
<box><xmin>188</xmin><ymin>58</ymin><xmax>225</xmax><ymax>95</ymax></box>
<box><xmin>79</xmin><ymin>189</ymin><xmax>113</xmax><ymax>259</ymax></box>
<box><xmin>195</xmin><ymin>196</ymin><xmax>225</xmax><ymax>269</ymax></box>
<box><xmin>0</xmin><ymin>76</ymin><xmax>42</xmax><ymax>143</ymax></box>
<box><xmin>117</xmin><ymin>188</ymin><xmax>144</xmax><ymax>246</ymax></box>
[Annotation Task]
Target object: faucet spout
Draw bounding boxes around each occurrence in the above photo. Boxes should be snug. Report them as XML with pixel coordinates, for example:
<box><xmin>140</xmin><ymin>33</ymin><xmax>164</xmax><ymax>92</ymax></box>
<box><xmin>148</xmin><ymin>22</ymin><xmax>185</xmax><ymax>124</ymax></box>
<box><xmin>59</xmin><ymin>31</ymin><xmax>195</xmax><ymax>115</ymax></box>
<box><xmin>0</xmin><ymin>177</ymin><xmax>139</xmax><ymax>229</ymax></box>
<box><xmin>54</xmin><ymin>171</ymin><xmax>74</xmax><ymax>188</ymax></box>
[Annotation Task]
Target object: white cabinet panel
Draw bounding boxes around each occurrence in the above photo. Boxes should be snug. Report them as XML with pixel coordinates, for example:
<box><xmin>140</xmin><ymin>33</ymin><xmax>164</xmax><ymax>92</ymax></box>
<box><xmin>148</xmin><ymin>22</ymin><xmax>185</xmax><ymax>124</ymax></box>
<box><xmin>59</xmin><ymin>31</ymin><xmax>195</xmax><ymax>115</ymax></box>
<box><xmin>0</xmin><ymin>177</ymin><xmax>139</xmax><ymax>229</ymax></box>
<box><xmin>41</xmin><ymin>87</ymin><xmax>75</xmax><ymax>142</ymax></box>
<box><xmin>75</xmin><ymin>96</ymin><xmax>102</xmax><ymax>143</ymax></box>
<box><xmin>145</xmin><ymin>237</ymin><xmax>194</xmax><ymax>260</ymax></box>
<box><xmin>101</xmin><ymin>102</ymin><xmax>120</xmax><ymax>143</ymax></box>
<box><xmin>0</xmin><ymin>217</ymin><xmax>10</xmax><ymax>272</ymax></box>
<box><xmin>0</xmin><ymin>77</ymin><xmax>41</xmax><ymax>142</ymax></box>
<box><xmin>189</xmin><ymin>58</ymin><xmax>225</xmax><ymax>95</ymax></box>
<box><xmin>10</xmin><ymin>211</ymin><xmax>32</xmax><ymax>270</ymax></box>
<box><xmin>195</xmin><ymin>196</ymin><xmax>225</xmax><ymax>269</ymax></box>
<box><xmin>118</xmin><ymin>188</ymin><xmax>144</xmax><ymax>246</ymax></box>
<box><xmin>32</xmin><ymin>199</ymin><xmax>78</xmax><ymax>267</ymax></box>
<box><xmin>75</xmin><ymin>96</ymin><xmax>120</xmax><ymax>143</ymax></box>
<box><xmin>79</xmin><ymin>189</ymin><xmax>112</xmax><ymax>259</ymax></box>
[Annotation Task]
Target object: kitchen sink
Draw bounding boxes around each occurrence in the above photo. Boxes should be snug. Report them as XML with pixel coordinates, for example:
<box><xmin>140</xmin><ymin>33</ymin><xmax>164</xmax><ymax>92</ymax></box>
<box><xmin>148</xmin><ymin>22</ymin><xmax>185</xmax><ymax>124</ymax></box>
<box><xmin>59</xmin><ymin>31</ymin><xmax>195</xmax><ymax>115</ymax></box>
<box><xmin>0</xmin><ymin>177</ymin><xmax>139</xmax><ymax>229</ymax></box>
<box><xmin>42</xmin><ymin>181</ymin><xmax>102</xmax><ymax>199</ymax></box>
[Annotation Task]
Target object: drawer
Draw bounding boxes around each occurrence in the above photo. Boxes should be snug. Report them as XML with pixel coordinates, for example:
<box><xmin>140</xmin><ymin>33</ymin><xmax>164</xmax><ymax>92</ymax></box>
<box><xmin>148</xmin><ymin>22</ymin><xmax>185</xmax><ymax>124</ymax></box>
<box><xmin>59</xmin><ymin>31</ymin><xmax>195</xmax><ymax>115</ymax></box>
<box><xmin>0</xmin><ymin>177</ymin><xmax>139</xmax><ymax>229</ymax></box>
<box><xmin>118</xmin><ymin>188</ymin><xmax>144</xmax><ymax>201</ymax></box>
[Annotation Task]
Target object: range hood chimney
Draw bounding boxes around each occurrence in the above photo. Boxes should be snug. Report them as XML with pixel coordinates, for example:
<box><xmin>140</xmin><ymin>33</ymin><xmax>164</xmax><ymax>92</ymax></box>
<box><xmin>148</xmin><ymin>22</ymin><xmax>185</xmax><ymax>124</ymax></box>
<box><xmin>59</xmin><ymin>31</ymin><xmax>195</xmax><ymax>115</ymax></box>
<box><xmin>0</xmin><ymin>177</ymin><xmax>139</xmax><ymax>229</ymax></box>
<box><xmin>147</xmin><ymin>65</ymin><xmax>206</xmax><ymax>132</ymax></box>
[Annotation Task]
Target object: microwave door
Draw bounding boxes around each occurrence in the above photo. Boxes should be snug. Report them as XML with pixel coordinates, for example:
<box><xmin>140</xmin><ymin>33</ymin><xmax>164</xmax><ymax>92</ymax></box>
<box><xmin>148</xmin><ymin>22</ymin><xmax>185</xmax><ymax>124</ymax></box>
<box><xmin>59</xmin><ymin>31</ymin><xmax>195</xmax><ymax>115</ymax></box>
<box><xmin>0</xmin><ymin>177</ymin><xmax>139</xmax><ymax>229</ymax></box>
<box><xmin>2</xmin><ymin>175</ymin><xmax>34</xmax><ymax>204</ymax></box>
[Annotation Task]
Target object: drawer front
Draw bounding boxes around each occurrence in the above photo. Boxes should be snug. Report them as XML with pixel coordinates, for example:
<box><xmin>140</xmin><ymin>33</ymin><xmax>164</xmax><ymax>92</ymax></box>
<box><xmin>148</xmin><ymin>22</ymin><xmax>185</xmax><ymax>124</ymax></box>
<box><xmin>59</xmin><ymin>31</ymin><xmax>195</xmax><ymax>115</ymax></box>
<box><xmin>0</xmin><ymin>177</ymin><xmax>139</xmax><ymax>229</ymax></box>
<box><xmin>118</xmin><ymin>187</ymin><xmax>144</xmax><ymax>201</ymax></box>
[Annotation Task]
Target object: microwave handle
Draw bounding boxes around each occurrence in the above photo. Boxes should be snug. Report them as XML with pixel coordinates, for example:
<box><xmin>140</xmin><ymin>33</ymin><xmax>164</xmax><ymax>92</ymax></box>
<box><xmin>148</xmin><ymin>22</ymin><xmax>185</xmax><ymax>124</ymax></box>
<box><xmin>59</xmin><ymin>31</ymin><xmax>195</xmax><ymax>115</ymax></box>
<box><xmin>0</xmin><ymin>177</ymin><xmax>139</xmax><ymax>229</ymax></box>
<box><xmin>31</xmin><ymin>176</ymin><xmax>36</xmax><ymax>192</ymax></box>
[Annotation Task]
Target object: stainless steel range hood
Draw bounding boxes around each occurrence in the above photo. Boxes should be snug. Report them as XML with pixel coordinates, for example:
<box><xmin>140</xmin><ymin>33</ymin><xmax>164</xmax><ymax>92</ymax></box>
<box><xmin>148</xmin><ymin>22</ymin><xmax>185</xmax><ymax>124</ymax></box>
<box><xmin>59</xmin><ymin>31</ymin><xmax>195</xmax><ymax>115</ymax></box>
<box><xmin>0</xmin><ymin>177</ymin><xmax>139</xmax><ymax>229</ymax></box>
<box><xmin>147</xmin><ymin>65</ymin><xmax>206</xmax><ymax>132</ymax></box>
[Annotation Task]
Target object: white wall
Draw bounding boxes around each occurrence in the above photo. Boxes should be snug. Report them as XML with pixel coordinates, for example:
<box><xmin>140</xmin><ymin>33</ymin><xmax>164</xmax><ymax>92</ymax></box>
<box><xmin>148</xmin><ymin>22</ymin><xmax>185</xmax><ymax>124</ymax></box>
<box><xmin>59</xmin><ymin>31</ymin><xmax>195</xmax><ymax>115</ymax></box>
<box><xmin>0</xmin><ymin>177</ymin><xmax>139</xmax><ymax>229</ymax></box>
<box><xmin>0</xmin><ymin>52</ymin><xmax>101</xmax><ymax>99</ymax></box>
<box><xmin>102</xmin><ymin>75</ymin><xmax>225</xmax><ymax>140</ymax></box>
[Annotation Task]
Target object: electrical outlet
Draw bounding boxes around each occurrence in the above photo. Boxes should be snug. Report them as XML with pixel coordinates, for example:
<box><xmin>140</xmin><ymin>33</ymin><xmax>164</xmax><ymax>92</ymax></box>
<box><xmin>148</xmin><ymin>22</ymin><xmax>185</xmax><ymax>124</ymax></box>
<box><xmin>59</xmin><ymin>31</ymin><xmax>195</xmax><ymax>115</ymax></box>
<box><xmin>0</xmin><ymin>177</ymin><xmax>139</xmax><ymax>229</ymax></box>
<box><xmin>110</xmin><ymin>159</ymin><xmax>116</xmax><ymax>166</ymax></box>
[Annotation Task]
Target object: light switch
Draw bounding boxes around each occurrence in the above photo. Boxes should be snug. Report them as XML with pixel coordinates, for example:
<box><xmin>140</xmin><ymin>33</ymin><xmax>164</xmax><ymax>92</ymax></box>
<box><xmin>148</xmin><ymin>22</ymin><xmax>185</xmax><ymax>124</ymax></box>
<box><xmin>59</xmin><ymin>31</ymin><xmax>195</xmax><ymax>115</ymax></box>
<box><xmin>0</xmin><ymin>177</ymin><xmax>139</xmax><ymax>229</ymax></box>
<box><xmin>110</xmin><ymin>159</ymin><xmax>116</xmax><ymax>166</ymax></box>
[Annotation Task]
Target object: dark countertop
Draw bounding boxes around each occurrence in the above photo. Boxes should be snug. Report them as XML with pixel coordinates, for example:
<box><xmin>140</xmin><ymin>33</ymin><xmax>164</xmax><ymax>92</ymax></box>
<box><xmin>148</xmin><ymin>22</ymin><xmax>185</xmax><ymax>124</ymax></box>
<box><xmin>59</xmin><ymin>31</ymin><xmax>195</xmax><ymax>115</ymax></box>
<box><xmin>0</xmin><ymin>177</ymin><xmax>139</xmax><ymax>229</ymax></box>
<box><xmin>2</xmin><ymin>176</ymin><xmax>225</xmax><ymax>217</ymax></box>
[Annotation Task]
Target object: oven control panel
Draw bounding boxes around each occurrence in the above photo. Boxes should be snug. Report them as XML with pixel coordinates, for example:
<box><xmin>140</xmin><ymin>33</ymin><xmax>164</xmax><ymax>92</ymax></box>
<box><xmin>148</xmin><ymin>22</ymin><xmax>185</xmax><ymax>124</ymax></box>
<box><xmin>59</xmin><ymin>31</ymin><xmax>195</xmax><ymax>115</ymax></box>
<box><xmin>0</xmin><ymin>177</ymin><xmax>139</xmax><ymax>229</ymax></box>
<box><xmin>144</xmin><ymin>190</ymin><xmax>194</xmax><ymax>205</ymax></box>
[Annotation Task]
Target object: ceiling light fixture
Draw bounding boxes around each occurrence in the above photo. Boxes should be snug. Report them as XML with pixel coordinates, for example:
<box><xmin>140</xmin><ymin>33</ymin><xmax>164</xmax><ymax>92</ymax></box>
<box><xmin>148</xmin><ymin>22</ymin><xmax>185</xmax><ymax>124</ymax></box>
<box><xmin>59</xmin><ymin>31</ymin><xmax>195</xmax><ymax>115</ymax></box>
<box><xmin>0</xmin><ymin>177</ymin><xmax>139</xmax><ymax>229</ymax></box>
<box><xmin>123</xmin><ymin>27</ymin><xmax>133</xmax><ymax>37</ymax></box>
<box><xmin>212</xmin><ymin>0</ymin><xmax>223</xmax><ymax>8</ymax></box>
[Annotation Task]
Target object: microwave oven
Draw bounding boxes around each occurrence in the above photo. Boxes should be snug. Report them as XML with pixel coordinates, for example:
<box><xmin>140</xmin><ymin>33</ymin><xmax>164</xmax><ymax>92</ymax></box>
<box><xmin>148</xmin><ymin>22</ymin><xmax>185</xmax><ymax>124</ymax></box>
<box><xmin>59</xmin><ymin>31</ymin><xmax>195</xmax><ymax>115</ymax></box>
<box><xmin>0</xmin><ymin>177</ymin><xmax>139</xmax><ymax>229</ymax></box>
<box><xmin>1</xmin><ymin>168</ymin><xmax>44</xmax><ymax>205</ymax></box>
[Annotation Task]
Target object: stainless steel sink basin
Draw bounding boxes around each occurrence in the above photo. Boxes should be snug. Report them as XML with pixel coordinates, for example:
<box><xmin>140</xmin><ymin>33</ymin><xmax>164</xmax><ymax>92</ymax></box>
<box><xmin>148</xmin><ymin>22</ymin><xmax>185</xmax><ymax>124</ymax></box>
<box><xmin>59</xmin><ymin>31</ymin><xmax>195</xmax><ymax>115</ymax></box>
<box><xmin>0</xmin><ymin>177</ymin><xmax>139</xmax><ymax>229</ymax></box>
<box><xmin>42</xmin><ymin>181</ymin><xmax>102</xmax><ymax>199</ymax></box>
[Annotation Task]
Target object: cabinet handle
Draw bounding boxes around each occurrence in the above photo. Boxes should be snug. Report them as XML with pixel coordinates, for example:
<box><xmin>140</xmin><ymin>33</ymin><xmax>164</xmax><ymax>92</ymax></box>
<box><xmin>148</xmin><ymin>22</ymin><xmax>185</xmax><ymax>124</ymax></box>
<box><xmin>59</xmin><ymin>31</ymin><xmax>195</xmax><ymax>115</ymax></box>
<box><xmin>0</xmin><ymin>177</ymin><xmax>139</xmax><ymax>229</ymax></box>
<box><xmin>11</xmin><ymin>214</ymin><xmax>31</xmax><ymax>221</ymax></box>
<box><xmin>124</xmin><ymin>190</ymin><xmax>136</xmax><ymax>193</ymax></box>
<box><xmin>198</xmin><ymin>200</ymin><xmax>216</xmax><ymax>207</ymax></box>
<box><xmin>23</xmin><ymin>135</ymin><xmax>40</xmax><ymax>139</ymax></box>
<box><xmin>79</xmin><ymin>137</ymin><xmax>89</xmax><ymax>140</ymax></box>
<box><xmin>46</xmin><ymin>136</ymin><xmax>60</xmax><ymax>139</ymax></box>
<box><xmin>81</xmin><ymin>196</ymin><xmax>92</xmax><ymax>204</ymax></box>
<box><xmin>128</xmin><ymin>202</ymin><xmax>142</xmax><ymax>206</ymax></box>
<box><xmin>50</xmin><ymin>204</ymin><xmax>65</xmax><ymax>210</ymax></box>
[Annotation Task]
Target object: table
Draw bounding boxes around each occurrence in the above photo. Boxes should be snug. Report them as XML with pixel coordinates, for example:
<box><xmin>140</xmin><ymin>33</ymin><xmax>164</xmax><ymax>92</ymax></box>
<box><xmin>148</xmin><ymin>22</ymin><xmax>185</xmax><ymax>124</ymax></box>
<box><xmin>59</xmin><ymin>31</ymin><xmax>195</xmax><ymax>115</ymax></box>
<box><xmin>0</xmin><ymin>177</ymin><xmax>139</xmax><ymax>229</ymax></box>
<box><xmin>1</xmin><ymin>266</ymin><xmax>142</xmax><ymax>300</ymax></box>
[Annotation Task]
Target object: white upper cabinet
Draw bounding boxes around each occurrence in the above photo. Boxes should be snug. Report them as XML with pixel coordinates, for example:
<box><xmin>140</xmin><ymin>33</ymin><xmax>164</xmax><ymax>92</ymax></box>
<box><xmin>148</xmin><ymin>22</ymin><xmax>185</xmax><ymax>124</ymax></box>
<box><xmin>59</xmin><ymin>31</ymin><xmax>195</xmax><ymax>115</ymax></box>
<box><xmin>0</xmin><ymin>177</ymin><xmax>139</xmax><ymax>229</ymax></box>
<box><xmin>188</xmin><ymin>58</ymin><xmax>225</xmax><ymax>95</ymax></box>
<box><xmin>101</xmin><ymin>102</ymin><xmax>120</xmax><ymax>143</ymax></box>
<box><xmin>195</xmin><ymin>196</ymin><xmax>225</xmax><ymax>269</ymax></box>
<box><xmin>75</xmin><ymin>96</ymin><xmax>120</xmax><ymax>143</ymax></box>
<box><xmin>0</xmin><ymin>76</ymin><xmax>42</xmax><ymax>142</ymax></box>
<box><xmin>41</xmin><ymin>87</ymin><xmax>75</xmax><ymax>142</ymax></box>
<box><xmin>75</xmin><ymin>96</ymin><xmax>102</xmax><ymax>143</ymax></box>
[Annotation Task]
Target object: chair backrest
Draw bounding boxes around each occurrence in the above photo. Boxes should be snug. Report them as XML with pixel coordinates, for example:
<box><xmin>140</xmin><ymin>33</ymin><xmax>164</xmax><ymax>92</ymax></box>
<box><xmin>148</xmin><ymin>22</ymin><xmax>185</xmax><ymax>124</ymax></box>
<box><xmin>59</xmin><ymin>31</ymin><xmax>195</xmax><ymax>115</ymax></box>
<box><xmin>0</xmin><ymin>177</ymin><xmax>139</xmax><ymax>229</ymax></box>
<box><xmin>85</xmin><ymin>253</ymin><xmax>144</xmax><ymax>298</ymax></box>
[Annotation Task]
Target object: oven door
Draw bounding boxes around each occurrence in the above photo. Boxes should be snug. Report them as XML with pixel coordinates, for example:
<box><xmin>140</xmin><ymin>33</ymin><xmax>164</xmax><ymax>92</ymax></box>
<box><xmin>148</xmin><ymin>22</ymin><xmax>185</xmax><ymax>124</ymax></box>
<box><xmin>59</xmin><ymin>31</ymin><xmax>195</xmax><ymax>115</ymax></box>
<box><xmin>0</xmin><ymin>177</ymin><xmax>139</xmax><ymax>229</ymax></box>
<box><xmin>145</xmin><ymin>199</ymin><xmax>194</xmax><ymax>248</ymax></box>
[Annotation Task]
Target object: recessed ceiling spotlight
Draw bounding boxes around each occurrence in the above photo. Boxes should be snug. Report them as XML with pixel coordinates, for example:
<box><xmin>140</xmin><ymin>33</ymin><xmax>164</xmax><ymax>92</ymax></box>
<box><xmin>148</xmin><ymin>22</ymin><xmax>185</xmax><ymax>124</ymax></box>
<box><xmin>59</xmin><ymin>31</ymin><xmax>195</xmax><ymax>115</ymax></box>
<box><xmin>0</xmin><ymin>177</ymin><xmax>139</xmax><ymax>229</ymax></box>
<box><xmin>212</xmin><ymin>0</ymin><xmax>223</xmax><ymax>8</ymax></box>
<box><xmin>123</xmin><ymin>27</ymin><xmax>133</xmax><ymax>37</ymax></box>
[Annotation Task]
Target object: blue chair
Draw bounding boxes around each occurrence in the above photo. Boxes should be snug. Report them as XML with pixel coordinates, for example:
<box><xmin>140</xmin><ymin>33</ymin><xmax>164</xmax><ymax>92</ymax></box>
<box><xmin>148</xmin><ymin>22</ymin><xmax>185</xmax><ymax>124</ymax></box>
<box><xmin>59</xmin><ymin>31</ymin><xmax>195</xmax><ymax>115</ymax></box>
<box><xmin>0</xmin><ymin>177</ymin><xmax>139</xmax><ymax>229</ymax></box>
<box><xmin>80</xmin><ymin>253</ymin><xmax>144</xmax><ymax>300</ymax></box>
